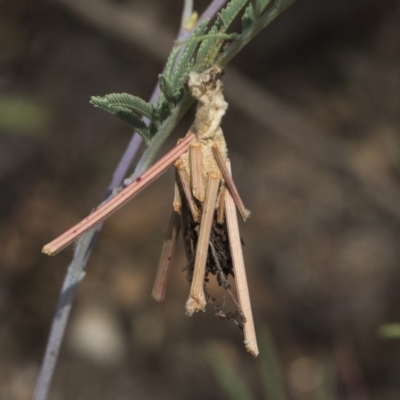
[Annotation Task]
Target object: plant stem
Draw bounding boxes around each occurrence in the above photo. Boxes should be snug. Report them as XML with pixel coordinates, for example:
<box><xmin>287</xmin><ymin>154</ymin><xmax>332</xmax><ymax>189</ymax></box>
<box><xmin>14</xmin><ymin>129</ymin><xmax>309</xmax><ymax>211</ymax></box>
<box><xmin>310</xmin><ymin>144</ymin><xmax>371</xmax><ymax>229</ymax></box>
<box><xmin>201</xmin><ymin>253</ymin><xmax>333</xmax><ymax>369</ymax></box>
<box><xmin>43</xmin><ymin>134</ymin><xmax>196</xmax><ymax>255</ymax></box>
<box><xmin>200</xmin><ymin>0</ymin><xmax>228</xmax><ymax>22</ymax></box>
<box><xmin>181</xmin><ymin>0</ymin><xmax>194</xmax><ymax>29</ymax></box>
<box><xmin>33</xmin><ymin>234</ymin><xmax>91</xmax><ymax>400</ymax></box>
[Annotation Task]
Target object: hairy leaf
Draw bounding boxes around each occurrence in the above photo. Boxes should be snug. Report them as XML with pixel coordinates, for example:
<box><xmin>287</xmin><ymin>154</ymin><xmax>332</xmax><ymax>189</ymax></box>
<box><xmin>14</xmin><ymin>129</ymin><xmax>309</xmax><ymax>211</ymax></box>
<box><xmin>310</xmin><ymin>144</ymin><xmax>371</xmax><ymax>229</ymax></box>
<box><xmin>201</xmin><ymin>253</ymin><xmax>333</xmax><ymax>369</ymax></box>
<box><xmin>110</xmin><ymin>106</ymin><xmax>152</xmax><ymax>144</ymax></box>
<box><xmin>165</xmin><ymin>47</ymin><xmax>181</xmax><ymax>83</ymax></box>
<box><xmin>259</xmin><ymin>0</ymin><xmax>272</xmax><ymax>12</ymax></box>
<box><xmin>170</xmin><ymin>19</ymin><xmax>210</xmax><ymax>90</ymax></box>
<box><xmin>241</xmin><ymin>3</ymin><xmax>255</xmax><ymax>30</ymax></box>
<box><xmin>90</xmin><ymin>93</ymin><xmax>159</xmax><ymax>129</ymax></box>
<box><xmin>250</xmin><ymin>0</ymin><xmax>260</xmax><ymax>18</ymax></box>
<box><xmin>158</xmin><ymin>74</ymin><xmax>176</xmax><ymax>112</ymax></box>
<box><xmin>104</xmin><ymin>93</ymin><xmax>157</xmax><ymax>124</ymax></box>
<box><xmin>218</xmin><ymin>0</ymin><xmax>248</xmax><ymax>31</ymax></box>
<box><xmin>195</xmin><ymin>25</ymin><xmax>220</xmax><ymax>70</ymax></box>
<box><xmin>275</xmin><ymin>0</ymin><xmax>296</xmax><ymax>9</ymax></box>
<box><xmin>156</xmin><ymin>93</ymin><xmax>172</xmax><ymax>122</ymax></box>
<box><xmin>90</xmin><ymin>96</ymin><xmax>111</xmax><ymax>113</ymax></box>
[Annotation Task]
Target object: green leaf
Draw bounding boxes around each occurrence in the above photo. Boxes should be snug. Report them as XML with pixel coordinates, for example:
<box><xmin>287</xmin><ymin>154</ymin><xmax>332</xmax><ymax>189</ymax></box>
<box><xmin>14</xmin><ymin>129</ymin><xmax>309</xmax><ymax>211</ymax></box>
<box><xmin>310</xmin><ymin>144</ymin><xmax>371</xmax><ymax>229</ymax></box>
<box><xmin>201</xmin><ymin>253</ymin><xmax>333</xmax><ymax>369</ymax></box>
<box><xmin>155</xmin><ymin>93</ymin><xmax>172</xmax><ymax>122</ymax></box>
<box><xmin>315</xmin><ymin>360</ymin><xmax>336</xmax><ymax>400</ymax></box>
<box><xmin>154</xmin><ymin>20</ymin><xmax>211</xmax><ymax>125</ymax></box>
<box><xmin>176</xmin><ymin>33</ymin><xmax>239</xmax><ymax>46</ymax></box>
<box><xmin>194</xmin><ymin>0</ymin><xmax>248</xmax><ymax>71</ymax></box>
<box><xmin>250</xmin><ymin>0</ymin><xmax>260</xmax><ymax>18</ymax></box>
<box><xmin>259</xmin><ymin>330</ymin><xmax>288</xmax><ymax>400</ymax></box>
<box><xmin>275</xmin><ymin>0</ymin><xmax>296</xmax><ymax>10</ymax></box>
<box><xmin>241</xmin><ymin>6</ymin><xmax>254</xmax><ymax>30</ymax></box>
<box><xmin>195</xmin><ymin>25</ymin><xmax>220</xmax><ymax>70</ymax></box>
<box><xmin>110</xmin><ymin>106</ymin><xmax>152</xmax><ymax>144</ymax></box>
<box><xmin>90</xmin><ymin>95</ymin><xmax>110</xmax><ymax>112</ymax></box>
<box><xmin>259</xmin><ymin>0</ymin><xmax>272</xmax><ymax>12</ymax></box>
<box><xmin>0</xmin><ymin>95</ymin><xmax>48</xmax><ymax>135</ymax></box>
<box><xmin>242</xmin><ymin>0</ymin><xmax>273</xmax><ymax>31</ymax></box>
<box><xmin>218</xmin><ymin>0</ymin><xmax>248</xmax><ymax>32</ymax></box>
<box><xmin>91</xmin><ymin>94</ymin><xmax>155</xmax><ymax>143</ymax></box>
<box><xmin>170</xmin><ymin>19</ymin><xmax>210</xmax><ymax>90</ymax></box>
<box><xmin>205</xmin><ymin>343</ymin><xmax>255</xmax><ymax>400</ymax></box>
<box><xmin>158</xmin><ymin>74</ymin><xmax>176</xmax><ymax>112</ymax></box>
<box><xmin>91</xmin><ymin>93</ymin><xmax>158</xmax><ymax>126</ymax></box>
<box><xmin>379</xmin><ymin>323</ymin><xmax>400</xmax><ymax>339</ymax></box>
<box><xmin>164</xmin><ymin>46</ymin><xmax>181</xmax><ymax>83</ymax></box>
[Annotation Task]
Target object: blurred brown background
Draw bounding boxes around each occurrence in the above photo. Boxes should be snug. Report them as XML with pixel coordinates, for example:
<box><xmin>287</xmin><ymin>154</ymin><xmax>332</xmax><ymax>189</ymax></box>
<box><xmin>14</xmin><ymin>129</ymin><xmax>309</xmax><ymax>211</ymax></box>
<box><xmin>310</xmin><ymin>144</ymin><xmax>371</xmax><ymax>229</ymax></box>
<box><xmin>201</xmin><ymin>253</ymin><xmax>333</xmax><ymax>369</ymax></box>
<box><xmin>1</xmin><ymin>0</ymin><xmax>400</xmax><ymax>399</ymax></box>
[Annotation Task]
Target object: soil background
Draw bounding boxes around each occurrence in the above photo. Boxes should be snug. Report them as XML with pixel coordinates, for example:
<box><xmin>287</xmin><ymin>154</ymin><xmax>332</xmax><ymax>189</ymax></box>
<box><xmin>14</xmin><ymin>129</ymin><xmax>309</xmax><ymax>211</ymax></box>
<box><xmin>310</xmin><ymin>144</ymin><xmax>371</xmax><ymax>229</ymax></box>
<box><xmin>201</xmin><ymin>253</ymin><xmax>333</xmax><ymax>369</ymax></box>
<box><xmin>1</xmin><ymin>0</ymin><xmax>400</xmax><ymax>399</ymax></box>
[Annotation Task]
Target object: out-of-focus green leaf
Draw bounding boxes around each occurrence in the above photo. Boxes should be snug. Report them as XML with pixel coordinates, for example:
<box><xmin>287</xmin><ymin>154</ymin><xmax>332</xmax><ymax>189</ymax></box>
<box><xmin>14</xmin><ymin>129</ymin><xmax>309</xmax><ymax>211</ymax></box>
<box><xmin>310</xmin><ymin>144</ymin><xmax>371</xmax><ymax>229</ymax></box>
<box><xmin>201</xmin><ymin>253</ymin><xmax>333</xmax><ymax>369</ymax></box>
<box><xmin>0</xmin><ymin>95</ymin><xmax>48</xmax><ymax>134</ymax></box>
<box><xmin>315</xmin><ymin>359</ymin><xmax>336</xmax><ymax>400</ymax></box>
<box><xmin>259</xmin><ymin>329</ymin><xmax>288</xmax><ymax>400</ymax></box>
<box><xmin>205</xmin><ymin>343</ymin><xmax>255</xmax><ymax>400</ymax></box>
<box><xmin>379</xmin><ymin>323</ymin><xmax>400</xmax><ymax>339</ymax></box>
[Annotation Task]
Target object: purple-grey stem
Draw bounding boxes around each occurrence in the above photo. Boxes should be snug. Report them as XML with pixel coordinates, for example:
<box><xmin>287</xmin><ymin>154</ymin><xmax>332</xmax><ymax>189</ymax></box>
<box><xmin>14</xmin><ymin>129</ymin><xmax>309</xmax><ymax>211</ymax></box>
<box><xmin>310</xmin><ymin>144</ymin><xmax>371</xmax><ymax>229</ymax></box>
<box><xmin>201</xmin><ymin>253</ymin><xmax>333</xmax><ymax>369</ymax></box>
<box><xmin>200</xmin><ymin>0</ymin><xmax>227</xmax><ymax>22</ymax></box>
<box><xmin>33</xmin><ymin>1</ymin><xmax>226</xmax><ymax>399</ymax></box>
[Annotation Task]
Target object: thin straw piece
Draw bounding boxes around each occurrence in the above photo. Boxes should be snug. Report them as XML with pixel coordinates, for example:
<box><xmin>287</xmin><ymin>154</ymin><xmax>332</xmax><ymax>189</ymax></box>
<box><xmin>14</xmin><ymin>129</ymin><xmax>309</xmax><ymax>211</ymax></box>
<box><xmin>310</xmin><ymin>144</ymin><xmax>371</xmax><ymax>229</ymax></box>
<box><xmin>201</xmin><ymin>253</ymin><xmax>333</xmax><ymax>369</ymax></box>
<box><xmin>43</xmin><ymin>133</ymin><xmax>196</xmax><ymax>255</ymax></box>
<box><xmin>224</xmin><ymin>160</ymin><xmax>258</xmax><ymax>357</ymax></box>
<box><xmin>190</xmin><ymin>143</ymin><xmax>205</xmax><ymax>201</ymax></box>
<box><xmin>173</xmin><ymin>182</ymin><xmax>182</xmax><ymax>214</ymax></box>
<box><xmin>212</xmin><ymin>145</ymin><xmax>250</xmax><ymax>221</ymax></box>
<box><xmin>152</xmin><ymin>210</ymin><xmax>181</xmax><ymax>302</ymax></box>
<box><xmin>217</xmin><ymin>185</ymin><xmax>226</xmax><ymax>224</ymax></box>
<box><xmin>186</xmin><ymin>172</ymin><xmax>220</xmax><ymax>316</ymax></box>
<box><xmin>176</xmin><ymin>160</ymin><xmax>199</xmax><ymax>222</ymax></box>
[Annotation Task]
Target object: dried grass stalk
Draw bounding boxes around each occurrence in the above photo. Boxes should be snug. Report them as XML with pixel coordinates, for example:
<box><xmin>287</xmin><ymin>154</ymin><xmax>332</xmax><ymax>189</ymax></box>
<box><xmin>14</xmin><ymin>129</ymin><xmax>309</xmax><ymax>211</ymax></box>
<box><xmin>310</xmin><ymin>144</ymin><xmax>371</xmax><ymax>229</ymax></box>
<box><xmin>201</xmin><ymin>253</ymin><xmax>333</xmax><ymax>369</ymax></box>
<box><xmin>152</xmin><ymin>210</ymin><xmax>181</xmax><ymax>301</ymax></box>
<box><xmin>176</xmin><ymin>160</ymin><xmax>199</xmax><ymax>222</ymax></box>
<box><xmin>224</xmin><ymin>160</ymin><xmax>258</xmax><ymax>356</ymax></box>
<box><xmin>190</xmin><ymin>143</ymin><xmax>206</xmax><ymax>202</ymax></box>
<box><xmin>43</xmin><ymin>132</ymin><xmax>196</xmax><ymax>255</ymax></box>
<box><xmin>212</xmin><ymin>144</ymin><xmax>250</xmax><ymax>221</ymax></box>
<box><xmin>185</xmin><ymin>172</ymin><xmax>221</xmax><ymax>315</ymax></box>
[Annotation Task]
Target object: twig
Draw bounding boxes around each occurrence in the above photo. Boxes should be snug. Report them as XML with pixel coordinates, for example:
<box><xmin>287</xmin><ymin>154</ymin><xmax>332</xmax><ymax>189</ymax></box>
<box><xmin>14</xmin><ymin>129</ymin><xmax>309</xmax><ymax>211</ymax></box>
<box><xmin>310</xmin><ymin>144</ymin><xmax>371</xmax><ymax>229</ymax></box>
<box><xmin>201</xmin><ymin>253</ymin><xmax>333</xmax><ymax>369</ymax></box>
<box><xmin>200</xmin><ymin>0</ymin><xmax>228</xmax><ymax>22</ymax></box>
<box><xmin>43</xmin><ymin>133</ymin><xmax>196</xmax><ymax>255</ymax></box>
<box><xmin>212</xmin><ymin>144</ymin><xmax>250</xmax><ymax>221</ymax></box>
<box><xmin>33</xmin><ymin>235</ymin><xmax>90</xmax><ymax>400</ymax></box>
